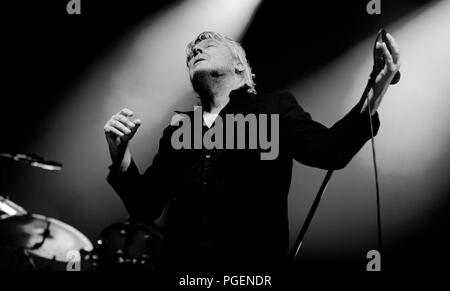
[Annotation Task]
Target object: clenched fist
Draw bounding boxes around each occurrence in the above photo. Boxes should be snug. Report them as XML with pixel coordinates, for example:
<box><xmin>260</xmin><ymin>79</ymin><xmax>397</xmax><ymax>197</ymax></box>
<box><xmin>104</xmin><ymin>108</ymin><xmax>141</xmax><ymax>170</ymax></box>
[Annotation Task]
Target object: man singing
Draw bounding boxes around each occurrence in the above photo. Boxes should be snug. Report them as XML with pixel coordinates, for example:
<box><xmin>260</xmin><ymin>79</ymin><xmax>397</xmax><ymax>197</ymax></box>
<box><xmin>104</xmin><ymin>31</ymin><xmax>400</xmax><ymax>272</ymax></box>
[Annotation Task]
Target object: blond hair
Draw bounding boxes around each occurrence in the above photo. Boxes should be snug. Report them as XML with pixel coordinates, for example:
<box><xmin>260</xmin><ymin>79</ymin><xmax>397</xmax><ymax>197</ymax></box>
<box><xmin>186</xmin><ymin>31</ymin><xmax>256</xmax><ymax>94</ymax></box>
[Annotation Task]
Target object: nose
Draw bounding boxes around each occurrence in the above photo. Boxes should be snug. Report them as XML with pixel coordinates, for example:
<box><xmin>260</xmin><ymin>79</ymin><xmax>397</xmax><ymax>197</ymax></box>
<box><xmin>193</xmin><ymin>46</ymin><xmax>203</xmax><ymax>57</ymax></box>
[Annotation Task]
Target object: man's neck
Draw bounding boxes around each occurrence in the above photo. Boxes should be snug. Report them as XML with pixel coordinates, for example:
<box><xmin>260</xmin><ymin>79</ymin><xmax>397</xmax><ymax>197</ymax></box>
<box><xmin>208</xmin><ymin>90</ymin><xmax>230</xmax><ymax>115</ymax></box>
<box><xmin>196</xmin><ymin>73</ymin><xmax>244</xmax><ymax>113</ymax></box>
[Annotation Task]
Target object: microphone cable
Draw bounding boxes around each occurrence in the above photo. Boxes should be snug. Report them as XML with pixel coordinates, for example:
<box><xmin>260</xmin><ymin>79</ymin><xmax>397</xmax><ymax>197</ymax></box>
<box><xmin>365</xmin><ymin>28</ymin><xmax>400</xmax><ymax>255</ymax></box>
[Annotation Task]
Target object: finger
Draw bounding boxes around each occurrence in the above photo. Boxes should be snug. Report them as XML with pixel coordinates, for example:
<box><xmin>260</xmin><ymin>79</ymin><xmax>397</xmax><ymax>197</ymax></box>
<box><xmin>133</xmin><ymin>119</ymin><xmax>142</xmax><ymax>126</ymax></box>
<box><xmin>104</xmin><ymin>125</ymin><xmax>124</xmax><ymax>137</ymax></box>
<box><xmin>118</xmin><ymin>108</ymin><xmax>134</xmax><ymax>117</ymax></box>
<box><xmin>114</xmin><ymin>114</ymin><xmax>136</xmax><ymax>129</ymax></box>
<box><xmin>386</xmin><ymin>33</ymin><xmax>400</xmax><ymax>64</ymax></box>
<box><xmin>110</xmin><ymin>120</ymin><xmax>132</xmax><ymax>134</ymax></box>
<box><xmin>375</xmin><ymin>42</ymin><xmax>384</xmax><ymax>58</ymax></box>
<box><xmin>380</xmin><ymin>43</ymin><xmax>396</xmax><ymax>72</ymax></box>
<box><xmin>375</xmin><ymin>66</ymin><xmax>387</xmax><ymax>83</ymax></box>
<box><xmin>131</xmin><ymin>119</ymin><xmax>142</xmax><ymax>132</ymax></box>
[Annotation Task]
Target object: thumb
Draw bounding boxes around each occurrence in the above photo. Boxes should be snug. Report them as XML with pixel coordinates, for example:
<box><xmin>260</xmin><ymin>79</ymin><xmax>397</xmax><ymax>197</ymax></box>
<box><xmin>115</xmin><ymin>136</ymin><xmax>122</xmax><ymax>146</ymax></box>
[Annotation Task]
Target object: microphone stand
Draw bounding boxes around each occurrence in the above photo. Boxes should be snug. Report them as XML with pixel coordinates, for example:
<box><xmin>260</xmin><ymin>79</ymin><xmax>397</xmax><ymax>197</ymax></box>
<box><xmin>289</xmin><ymin>67</ymin><xmax>383</xmax><ymax>264</ymax></box>
<box><xmin>289</xmin><ymin>73</ymin><xmax>380</xmax><ymax>263</ymax></box>
<box><xmin>290</xmin><ymin>29</ymin><xmax>397</xmax><ymax>263</ymax></box>
<box><xmin>289</xmin><ymin>169</ymin><xmax>334</xmax><ymax>262</ymax></box>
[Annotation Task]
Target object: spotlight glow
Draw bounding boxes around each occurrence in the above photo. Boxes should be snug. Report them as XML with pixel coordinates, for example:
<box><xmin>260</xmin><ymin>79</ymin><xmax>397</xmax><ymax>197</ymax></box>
<box><xmin>287</xmin><ymin>0</ymin><xmax>450</xmax><ymax>257</ymax></box>
<box><xmin>29</xmin><ymin>0</ymin><xmax>262</xmax><ymax>238</ymax></box>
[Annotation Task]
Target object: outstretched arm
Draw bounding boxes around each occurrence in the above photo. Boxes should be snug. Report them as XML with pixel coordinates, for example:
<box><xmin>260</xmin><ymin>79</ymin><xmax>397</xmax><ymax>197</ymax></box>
<box><xmin>280</xmin><ymin>92</ymin><xmax>380</xmax><ymax>170</ymax></box>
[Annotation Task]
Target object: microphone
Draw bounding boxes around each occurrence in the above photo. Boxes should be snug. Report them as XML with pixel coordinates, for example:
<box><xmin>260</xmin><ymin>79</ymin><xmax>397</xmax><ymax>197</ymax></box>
<box><xmin>374</xmin><ymin>29</ymin><xmax>401</xmax><ymax>84</ymax></box>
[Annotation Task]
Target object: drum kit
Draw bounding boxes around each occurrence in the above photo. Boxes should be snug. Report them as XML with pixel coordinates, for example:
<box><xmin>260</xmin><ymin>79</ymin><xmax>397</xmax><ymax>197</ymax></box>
<box><xmin>0</xmin><ymin>152</ymin><xmax>162</xmax><ymax>271</ymax></box>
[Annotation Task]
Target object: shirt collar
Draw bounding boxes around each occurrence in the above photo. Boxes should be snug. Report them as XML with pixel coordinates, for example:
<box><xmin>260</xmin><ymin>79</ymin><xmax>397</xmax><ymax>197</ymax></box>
<box><xmin>173</xmin><ymin>85</ymin><xmax>255</xmax><ymax>118</ymax></box>
<box><xmin>229</xmin><ymin>85</ymin><xmax>254</xmax><ymax>101</ymax></box>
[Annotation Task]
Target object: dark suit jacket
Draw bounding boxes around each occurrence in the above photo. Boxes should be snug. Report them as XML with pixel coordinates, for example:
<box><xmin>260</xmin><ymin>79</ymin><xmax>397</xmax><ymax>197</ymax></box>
<box><xmin>107</xmin><ymin>87</ymin><xmax>380</xmax><ymax>271</ymax></box>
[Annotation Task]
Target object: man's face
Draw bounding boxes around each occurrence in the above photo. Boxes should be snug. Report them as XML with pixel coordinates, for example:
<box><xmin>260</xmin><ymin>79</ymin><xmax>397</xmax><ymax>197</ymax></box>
<box><xmin>187</xmin><ymin>39</ymin><xmax>239</xmax><ymax>80</ymax></box>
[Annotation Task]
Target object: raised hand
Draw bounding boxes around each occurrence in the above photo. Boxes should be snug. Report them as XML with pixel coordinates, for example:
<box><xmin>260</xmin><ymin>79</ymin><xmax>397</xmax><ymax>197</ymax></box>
<box><xmin>104</xmin><ymin>108</ymin><xmax>141</xmax><ymax>168</ymax></box>
<box><xmin>362</xmin><ymin>32</ymin><xmax>401</xmax><ymax>115</ymax></box>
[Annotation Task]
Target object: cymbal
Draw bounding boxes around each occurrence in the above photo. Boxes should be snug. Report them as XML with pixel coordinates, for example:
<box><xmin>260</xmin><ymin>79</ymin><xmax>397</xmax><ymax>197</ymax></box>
<box><xmin>0</xmin><ymin>196</ymin><xmax>28</xmax><ymax>218</ymax></box>
<box><xmin>0</xmin><ymin>153</ymin><xmax>62</xmax><ymax>171</ymax></box>
<box><xmin>0</xmin><ymin>214</ymin><xmax>93</xmax><ymax>262</ymax></box>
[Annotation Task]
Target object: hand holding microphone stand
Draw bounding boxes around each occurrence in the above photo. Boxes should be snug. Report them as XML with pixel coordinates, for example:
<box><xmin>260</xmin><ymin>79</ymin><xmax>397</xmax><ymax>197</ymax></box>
<box><xmin>289</xmin><ymin>29</ymin><xmax>401</xmax><ymax>263</ymax></box>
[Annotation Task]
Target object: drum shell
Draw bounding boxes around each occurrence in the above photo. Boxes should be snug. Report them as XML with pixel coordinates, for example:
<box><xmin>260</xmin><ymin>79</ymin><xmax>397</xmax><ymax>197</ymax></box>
<box><xmin>91</xmin><ymin>221</ymin><xmax>163</xmax><ymax>271</ymax></box>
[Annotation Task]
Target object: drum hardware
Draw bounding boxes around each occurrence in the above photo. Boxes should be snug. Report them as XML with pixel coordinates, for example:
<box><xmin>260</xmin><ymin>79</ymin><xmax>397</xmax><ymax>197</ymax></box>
<box><xmin>0</xmin><ymin>213</ymin><xmax>93</xmax><ymax>266</ymax></box>
<box><xmin>0</xmin><ymin>152</ymin><xmax>97</xmax><ymax>270</ymax></box>
<box><xmin>1</xmin><ymin>152</ymin><xmax>163</xmax><ymax>271</ymax></box>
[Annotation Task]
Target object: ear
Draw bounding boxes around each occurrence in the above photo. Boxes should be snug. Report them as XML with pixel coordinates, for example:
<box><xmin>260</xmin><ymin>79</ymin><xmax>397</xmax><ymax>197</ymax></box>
<box><xmin>235</xmin><ymin>62</ymin><xmax>245</xmax><ymax>73</ymax></box>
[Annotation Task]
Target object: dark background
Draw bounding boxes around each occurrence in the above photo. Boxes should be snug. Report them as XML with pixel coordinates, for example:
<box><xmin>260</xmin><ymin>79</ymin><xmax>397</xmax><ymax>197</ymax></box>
<box><xmin>1</xmin><ymin>0</ymin><xmax>448</xmax><ymax>273</ymax></box>
<box><xmin>0</xmin><ymin>0</ymin><xmax>435</xmax><ymax>145</ymax></box>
